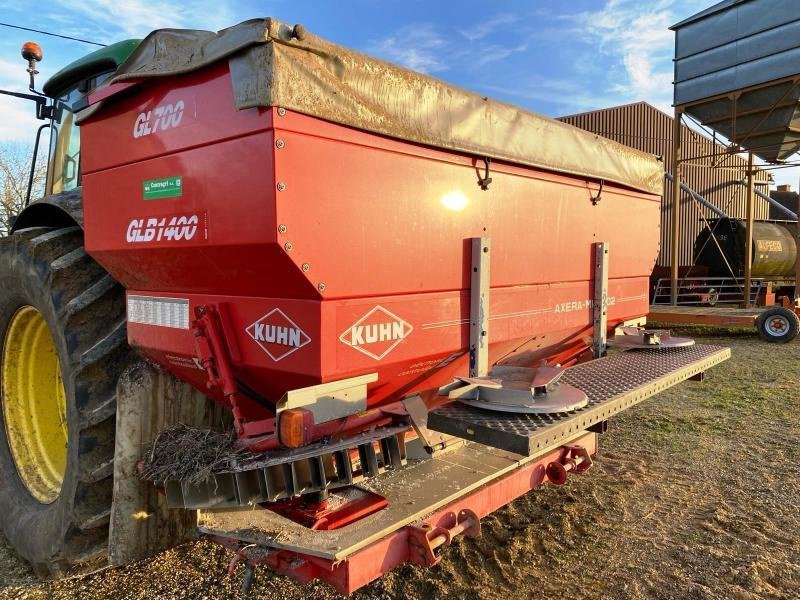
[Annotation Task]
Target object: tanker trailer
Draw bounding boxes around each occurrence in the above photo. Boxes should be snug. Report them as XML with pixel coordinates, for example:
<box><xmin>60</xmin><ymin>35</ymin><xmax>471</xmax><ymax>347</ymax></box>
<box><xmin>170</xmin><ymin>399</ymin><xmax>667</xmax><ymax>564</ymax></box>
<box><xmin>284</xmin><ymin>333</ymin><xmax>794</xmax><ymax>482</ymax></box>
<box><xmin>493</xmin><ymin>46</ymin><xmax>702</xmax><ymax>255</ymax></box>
<box><xmin>0</xmin><ymin>18</ymin><xmax>729</xmax><ymax>592</ymax></box>
<box><xmin>691</xmin><ymin>218</ymin><xmax>800</xmax><ymax>342</ymax></box>
<box><xmin>694</xmin><ymin>217</ymin><xmax>797</xmax><ymax>280</ymax></box>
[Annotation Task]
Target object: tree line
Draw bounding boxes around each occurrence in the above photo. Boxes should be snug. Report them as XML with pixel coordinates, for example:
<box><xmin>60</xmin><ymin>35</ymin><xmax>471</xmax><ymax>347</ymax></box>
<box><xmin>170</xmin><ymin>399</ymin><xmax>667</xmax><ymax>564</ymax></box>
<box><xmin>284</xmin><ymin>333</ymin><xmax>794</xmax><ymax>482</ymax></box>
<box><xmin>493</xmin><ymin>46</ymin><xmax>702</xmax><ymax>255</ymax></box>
<box><xmin>0</xmin><ymin>143</ymin><xmax>46</xmax><ymax>235</ymax></box>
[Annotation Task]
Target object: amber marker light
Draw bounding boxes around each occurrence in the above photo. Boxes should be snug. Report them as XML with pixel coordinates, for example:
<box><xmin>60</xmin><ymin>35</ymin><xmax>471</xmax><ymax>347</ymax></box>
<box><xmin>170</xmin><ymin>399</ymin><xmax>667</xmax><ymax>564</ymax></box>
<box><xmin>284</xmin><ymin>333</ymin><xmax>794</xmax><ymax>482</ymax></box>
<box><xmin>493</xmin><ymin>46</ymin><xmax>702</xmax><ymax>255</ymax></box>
<box><xmin>21</xmin><ymin>42</ymin><xmax>43</xmax><ymax>63</ymax></box>
<box><xmin>278</xmin><ymin>408</ymin><xmax>314</xmax><ymax>448</ymax></box>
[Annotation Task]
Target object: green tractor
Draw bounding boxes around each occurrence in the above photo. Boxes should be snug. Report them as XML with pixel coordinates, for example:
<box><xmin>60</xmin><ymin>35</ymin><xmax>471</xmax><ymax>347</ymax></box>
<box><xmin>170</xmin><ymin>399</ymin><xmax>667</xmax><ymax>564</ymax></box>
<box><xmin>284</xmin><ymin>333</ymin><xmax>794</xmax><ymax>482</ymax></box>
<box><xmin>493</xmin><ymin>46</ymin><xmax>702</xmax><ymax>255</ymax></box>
<box><xmin>0</xmin><ymin>39</ymin><xmax>140</xmax><ymax>576</ymax></box>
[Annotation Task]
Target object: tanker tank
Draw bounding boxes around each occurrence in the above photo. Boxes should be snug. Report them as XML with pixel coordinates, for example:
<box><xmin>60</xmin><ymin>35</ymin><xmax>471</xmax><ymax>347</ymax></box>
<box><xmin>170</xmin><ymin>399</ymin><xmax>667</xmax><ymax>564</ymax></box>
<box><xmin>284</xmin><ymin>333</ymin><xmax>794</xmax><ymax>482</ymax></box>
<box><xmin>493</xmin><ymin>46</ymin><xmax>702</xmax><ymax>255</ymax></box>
<box><xmin>694</xmin><ymin>217</ymin><xmax>797</xmax><ymax>279</ymax></box>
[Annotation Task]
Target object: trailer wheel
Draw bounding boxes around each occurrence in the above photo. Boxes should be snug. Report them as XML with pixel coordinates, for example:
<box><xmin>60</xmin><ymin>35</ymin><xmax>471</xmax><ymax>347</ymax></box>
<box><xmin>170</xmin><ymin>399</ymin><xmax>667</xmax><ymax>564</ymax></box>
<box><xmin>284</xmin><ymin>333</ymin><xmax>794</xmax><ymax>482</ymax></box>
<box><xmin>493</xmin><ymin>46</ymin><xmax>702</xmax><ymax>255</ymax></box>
<box><xmin>706</xmin><ymin>288</ymin><xmax>719</xmax><ymax>307</ymax></box>
<box><xmin>0</xmin><ymin>226</ymin><xmax>132</xmax><ymax>577</ymax></box>
<box><xmin>756</xmin><ymin>307</ymin><xmax>800</xmax><ymax>343</ymax></box>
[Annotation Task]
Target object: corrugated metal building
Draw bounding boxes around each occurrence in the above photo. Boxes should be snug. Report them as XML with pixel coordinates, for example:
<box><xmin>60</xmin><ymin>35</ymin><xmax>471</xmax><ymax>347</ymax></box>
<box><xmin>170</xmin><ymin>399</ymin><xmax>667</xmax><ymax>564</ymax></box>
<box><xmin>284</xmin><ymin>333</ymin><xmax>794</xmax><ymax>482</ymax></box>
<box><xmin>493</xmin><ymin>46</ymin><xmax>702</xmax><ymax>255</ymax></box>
<box><xmin>558</xmin><ymin>101</ymin><xmax>771</xmax><ymax>267</ymax></box>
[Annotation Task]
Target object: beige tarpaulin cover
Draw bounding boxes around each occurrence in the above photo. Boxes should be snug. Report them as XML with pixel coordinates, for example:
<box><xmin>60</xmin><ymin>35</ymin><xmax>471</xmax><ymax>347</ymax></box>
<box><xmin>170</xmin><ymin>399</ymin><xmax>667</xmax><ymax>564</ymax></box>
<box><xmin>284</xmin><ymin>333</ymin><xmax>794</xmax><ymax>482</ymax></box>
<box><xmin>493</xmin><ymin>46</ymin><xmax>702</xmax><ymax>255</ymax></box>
<box><xmin>101</xmin><ymin>18</ymin><xmax>663</xmax><ymax>195</ymax></box>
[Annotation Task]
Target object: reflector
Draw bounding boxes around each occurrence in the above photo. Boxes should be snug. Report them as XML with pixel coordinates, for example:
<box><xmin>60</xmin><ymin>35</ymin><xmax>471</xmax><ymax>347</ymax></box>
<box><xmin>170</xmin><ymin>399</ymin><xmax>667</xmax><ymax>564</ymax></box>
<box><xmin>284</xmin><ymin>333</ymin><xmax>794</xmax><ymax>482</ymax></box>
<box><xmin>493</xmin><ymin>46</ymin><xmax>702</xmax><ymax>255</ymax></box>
<box><xmin>279</xmin><ymin>408</ymin><xmax>313</xmax><ymax>448</ymax></box>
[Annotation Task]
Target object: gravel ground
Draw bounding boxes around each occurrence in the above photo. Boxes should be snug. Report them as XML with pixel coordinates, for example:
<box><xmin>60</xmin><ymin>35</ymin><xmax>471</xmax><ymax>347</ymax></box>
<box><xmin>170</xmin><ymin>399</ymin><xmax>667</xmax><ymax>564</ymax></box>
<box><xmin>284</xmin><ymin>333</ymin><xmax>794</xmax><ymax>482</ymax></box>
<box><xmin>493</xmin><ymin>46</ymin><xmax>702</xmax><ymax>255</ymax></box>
<box><xmin>1</xmin><ymin>328</ymin><xmax>798</xmax><ymax>599</ymax></box>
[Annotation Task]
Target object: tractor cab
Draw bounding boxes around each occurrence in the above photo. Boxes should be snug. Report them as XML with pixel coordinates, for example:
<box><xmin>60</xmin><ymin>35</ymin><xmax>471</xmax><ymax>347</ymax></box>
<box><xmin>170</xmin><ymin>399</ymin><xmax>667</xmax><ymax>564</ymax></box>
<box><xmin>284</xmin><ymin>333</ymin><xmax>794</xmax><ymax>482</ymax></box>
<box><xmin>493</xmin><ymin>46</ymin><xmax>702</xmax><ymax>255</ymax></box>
<box><xmin>0</xmin><ymin>40</ymin><xmax>140</xmax><ymax>202</ymax></box>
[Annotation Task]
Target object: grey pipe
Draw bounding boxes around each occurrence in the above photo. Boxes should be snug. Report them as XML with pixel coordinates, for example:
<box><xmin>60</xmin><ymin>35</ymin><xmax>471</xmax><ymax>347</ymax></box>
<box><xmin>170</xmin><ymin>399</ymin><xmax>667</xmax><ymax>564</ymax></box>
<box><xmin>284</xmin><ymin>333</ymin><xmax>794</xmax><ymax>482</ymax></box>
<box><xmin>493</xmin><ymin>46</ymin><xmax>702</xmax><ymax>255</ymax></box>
<box><xmin>664</xmin><ymin>172</ymin><xmax>729</xmax><ymax>218</ymax></box>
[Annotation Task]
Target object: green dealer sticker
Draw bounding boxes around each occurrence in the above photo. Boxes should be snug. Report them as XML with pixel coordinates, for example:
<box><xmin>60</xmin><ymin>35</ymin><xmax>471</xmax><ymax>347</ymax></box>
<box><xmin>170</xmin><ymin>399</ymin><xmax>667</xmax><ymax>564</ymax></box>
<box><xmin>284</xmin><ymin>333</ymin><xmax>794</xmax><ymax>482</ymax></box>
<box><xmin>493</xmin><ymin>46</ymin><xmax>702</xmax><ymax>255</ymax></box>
<box><xmin>143</xmin><ymin>176</ymin><xmax>183</xmax><ymax>200</ymax></box>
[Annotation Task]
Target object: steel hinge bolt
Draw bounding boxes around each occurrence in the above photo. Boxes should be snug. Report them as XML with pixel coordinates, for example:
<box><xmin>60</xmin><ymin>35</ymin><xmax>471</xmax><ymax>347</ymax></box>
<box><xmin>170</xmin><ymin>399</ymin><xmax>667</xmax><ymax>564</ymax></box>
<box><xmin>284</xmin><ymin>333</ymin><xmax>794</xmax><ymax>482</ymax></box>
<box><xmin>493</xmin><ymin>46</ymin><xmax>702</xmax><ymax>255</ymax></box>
<box><xmin>278</xmin><ymin>224</ymin><xmax>287</xmax><ymax>234</ymax></box>
<box><xmin>318</xmin><ymin>282</ymin><xmax>326</xmax><ymax>291</ymax></box>
<box><xmin>277</xmin><ymin>107</ymin><xmax>286</xmax><ymax>116</ymax></box>
<box><xmin>284</xmin><ymin>242</ymin><xmax>293</xmax><ymax>251</ymax></box>
<box><xmin>302</xmin><ymin>263</ymin><xmax>310</xmax><ymax>272</ymax></box>
<box><xmin>275</xmin><ymin>138</ymin><xmax>285</xmax><ymax>149</ymax></box>
<box><xmin>277</xmin><ymin>182</ymin><xmax>286</xmax><ymax>192</ymax></box>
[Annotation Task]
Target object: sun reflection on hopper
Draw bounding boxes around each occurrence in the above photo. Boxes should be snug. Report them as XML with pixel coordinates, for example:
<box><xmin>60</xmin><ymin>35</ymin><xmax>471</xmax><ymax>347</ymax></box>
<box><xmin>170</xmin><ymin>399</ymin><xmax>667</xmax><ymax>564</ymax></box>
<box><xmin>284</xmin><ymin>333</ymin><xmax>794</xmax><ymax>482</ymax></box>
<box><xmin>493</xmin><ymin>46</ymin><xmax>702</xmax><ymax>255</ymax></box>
<box><xmin>440</xmin><ymin>190</ymin><xmax>469</xmax><ymax>211</ymax></box>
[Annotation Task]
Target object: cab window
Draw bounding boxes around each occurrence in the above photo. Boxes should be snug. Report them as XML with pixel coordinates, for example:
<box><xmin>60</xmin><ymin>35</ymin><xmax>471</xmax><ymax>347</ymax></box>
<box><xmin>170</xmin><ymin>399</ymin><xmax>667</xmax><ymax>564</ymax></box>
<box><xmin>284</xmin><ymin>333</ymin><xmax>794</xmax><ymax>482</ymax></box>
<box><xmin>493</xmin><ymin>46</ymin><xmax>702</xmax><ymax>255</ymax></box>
<box><xmin>45</xmin><ymin>71</ymin><xmax>114</xmax><ymax>195</ymax></box>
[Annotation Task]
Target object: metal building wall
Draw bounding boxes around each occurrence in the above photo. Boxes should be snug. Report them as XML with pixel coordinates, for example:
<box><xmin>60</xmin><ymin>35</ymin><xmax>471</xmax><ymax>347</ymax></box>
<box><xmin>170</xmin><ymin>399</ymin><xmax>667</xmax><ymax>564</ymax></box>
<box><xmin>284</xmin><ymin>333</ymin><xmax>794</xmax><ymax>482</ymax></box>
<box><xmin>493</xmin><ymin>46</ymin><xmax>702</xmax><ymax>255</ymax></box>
<box><xmin>558</xmin><ymin>101</ymin><xmax>770</xmax><ymax>267</ymax></box>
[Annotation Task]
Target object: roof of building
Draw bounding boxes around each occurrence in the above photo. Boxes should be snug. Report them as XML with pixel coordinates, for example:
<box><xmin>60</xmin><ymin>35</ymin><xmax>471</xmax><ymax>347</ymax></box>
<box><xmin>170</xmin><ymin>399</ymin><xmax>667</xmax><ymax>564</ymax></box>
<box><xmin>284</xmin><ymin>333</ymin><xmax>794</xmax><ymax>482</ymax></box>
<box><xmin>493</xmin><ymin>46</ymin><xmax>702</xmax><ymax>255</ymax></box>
<box><xmin>670</xmin><ymin>0</ymin><xmax>747</xmax><ymax>30</ymax></box>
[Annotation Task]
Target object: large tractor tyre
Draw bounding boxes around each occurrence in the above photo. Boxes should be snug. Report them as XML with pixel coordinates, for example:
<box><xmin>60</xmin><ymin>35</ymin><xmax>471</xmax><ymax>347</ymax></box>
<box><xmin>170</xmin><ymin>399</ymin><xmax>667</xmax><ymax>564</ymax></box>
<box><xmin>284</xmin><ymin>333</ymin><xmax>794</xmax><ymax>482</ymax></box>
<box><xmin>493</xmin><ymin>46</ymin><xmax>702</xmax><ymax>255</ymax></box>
<box><xmin>755</xmin><ymin>306</ymin><xmax>800</xmax><ymax>343</ymax></box>
<box><xmin>0</xmin><ymin>225</ymin><xmax>132</xmax><ymax>577</ymax></box>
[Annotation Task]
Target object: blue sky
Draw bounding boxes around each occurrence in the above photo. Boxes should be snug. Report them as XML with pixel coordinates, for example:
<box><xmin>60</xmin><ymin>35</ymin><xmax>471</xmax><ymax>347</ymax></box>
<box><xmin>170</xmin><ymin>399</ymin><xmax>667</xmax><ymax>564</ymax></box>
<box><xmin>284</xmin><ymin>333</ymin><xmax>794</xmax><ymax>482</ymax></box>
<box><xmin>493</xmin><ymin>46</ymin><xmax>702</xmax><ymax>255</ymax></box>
<box><xmin>0</xmin><ymin>0</ymin><xmax>795</xmax><ymax>186</ymax></box>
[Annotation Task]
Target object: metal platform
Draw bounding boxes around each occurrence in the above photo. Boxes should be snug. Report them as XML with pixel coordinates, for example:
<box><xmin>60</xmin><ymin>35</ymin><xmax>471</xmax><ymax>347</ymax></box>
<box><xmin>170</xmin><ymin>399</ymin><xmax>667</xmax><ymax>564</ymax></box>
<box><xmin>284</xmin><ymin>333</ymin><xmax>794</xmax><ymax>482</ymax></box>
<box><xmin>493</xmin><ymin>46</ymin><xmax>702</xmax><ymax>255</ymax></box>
<box><xmin>199</xmin><ymin>344</ymin><xmax>728</xmax><ymax>563</ymax></box>
<box><xmin>427</xmin><ymin>344</ymin><xmax>729</xmax><ymax>455</ymax></box>
<box><xmin>648</xmin><ymin>305</ymin><xmax>764</xmax><ymax>328</ymax></box>
<box><xmin>198</xmin><ymin>438</ymin><xmax>573</xmax><ymax>562</ymax></box>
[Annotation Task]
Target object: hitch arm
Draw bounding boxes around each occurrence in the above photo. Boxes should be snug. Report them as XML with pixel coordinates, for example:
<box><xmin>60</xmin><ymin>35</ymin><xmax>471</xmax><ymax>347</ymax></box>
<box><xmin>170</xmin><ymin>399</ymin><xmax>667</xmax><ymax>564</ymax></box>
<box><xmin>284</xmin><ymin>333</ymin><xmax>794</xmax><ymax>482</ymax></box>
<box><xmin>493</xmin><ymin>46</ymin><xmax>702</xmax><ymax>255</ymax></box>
<box><xmin>192</xmin><ymin>305</ymin><xmax>246</xmax><ymax>435</ymax></box>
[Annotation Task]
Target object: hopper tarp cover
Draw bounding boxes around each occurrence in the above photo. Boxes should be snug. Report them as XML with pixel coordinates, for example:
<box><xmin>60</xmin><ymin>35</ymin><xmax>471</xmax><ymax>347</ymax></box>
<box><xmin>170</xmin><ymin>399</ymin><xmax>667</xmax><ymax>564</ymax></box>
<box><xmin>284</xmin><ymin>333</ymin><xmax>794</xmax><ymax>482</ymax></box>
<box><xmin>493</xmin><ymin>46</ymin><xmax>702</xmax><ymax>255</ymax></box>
<box><xmin>103</xmin><ymin>18</ymin><xmax>663</xmax><ymax>196</ymax></box>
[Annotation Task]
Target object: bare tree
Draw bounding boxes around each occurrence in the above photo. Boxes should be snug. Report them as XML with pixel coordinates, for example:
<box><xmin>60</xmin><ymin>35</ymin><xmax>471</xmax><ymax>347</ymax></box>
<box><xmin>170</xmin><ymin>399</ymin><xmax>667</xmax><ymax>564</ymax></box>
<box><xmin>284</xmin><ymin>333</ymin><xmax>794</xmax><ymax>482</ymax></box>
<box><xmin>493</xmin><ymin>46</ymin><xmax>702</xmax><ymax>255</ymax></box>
<box><xmin>0</xmin><ymin>142</ymin><xmax>46</xmax><ymax>236</ymax></box>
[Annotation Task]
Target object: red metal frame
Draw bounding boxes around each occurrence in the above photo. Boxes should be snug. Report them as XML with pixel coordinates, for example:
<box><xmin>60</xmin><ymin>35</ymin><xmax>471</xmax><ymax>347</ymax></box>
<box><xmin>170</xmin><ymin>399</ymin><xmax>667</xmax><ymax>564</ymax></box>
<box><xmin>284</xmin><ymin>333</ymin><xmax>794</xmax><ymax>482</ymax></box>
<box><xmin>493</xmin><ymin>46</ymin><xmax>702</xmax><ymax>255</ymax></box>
<box><xmin>265</xmin><ymin>487</ymin><xmax>389</xmax><ymax>531</ymax></box>
<box><xmin>212</xmin><ymin>432</ymin><xmax>597</xmax><ymax>595</ymax></box>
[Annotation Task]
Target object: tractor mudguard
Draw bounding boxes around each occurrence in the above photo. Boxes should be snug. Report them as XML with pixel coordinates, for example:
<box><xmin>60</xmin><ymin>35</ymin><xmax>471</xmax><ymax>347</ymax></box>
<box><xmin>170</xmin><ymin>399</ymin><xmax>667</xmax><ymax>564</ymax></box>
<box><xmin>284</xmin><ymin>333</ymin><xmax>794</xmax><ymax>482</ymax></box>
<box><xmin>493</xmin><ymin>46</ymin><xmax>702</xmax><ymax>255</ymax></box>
<box><xmin>11</xmin><ymin>187</ymin><xmax>84</xmax><ymax>232</ymax></box>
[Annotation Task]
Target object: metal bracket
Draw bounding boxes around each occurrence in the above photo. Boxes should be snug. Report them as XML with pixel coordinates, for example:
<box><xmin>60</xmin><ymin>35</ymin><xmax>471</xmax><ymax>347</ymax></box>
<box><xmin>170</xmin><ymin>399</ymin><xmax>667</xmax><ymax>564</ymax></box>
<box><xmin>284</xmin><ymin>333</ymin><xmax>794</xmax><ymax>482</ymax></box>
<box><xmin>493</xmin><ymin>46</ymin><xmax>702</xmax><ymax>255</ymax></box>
<box><xmin>193</xmin><ymin>306</ymin><xmax>246</xmax><ymax>435</ymax></box>
<box><xmin>0</xmin><ymin>88</ymin><xmax>58</xmax><ymax>120</ymax></box>
<box><xmin>477</xmin><ymin>157</ymin><xmax>492</xmax><ymax>190</ymax></box>
<box><xmin>591</xmin><ymin>179</ymin><xmax>604</xmax><ymax>205</ymax></box>
<box><xmin>614</xmin><ymin>317</ymin><xmax>647</xmax><ymax>334</ymax></box>
<box><xmin>470</xmin><ymin>237</ymin><xmax>490</xmax><ymax>377</ymax></box>
<box><xmin>276</xmin><ymin>373</ymin><xmax>378</xmax><ymax>425</ymax></box>
<box><xmin>402</xmin><ymin>395</ymin><xmax>459</xmax><ymax>454</ymax></box>
<box><xmin>545</xmin><ymin>445</ymin><xmax>593</xmax><ymax>485</ymax></box>
<box><xmin>407</xmin><ymin>509</ymin><xmax>480</xmax><ymax>566</ymax></box>
<box><xmin>610</xmin><ymin>326</ymin><xmax>694</xmax><ymax>349</ymax></box>
<box><xmin>587</xmin><ymin>420</ymin><xmax>608</xmax><ymax>434</ymax></box>
<box><xmin>407</xmin><ymin>523</ymin><xmax>450</xmax><ymax>567</ymax></box>
<box><xmin>592</xmin><ymin>241</ymin><xmax>609</xmax><ymax>358</ymax></box>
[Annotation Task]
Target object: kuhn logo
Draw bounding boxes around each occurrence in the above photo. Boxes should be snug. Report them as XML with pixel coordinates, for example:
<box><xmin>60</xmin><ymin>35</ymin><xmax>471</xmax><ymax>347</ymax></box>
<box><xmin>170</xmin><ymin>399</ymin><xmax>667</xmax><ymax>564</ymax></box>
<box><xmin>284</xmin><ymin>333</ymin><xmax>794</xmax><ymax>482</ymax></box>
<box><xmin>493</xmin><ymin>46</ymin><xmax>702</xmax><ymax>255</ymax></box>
<box><xmin>339</xmin><ymin>306</ymin><xmax>413</xmax><ymax>360</ymax></box>
<box><xmin>133</xmin><ymin>100</ymin><xmax>185</xmax><ymax>138</ymax></box>
<box><xmin>246</xmin><ymin>309</ymin><xmax>311</xmax><ymax>362</ymax></box>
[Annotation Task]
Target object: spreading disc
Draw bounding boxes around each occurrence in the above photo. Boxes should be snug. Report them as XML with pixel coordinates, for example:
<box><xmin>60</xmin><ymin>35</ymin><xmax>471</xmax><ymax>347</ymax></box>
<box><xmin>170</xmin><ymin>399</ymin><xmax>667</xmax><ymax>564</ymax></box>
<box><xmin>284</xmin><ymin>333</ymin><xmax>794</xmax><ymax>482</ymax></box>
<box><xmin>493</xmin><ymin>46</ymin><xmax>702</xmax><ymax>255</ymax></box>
<box><xmin>611</xmin><ymin>327</ymin><xmax>695</xmax><ymax>350</ymax></box>
<box><xmin>443</xmin><ymin>364</ymin><xmax>589</xmax><ymax>414</ymax></box>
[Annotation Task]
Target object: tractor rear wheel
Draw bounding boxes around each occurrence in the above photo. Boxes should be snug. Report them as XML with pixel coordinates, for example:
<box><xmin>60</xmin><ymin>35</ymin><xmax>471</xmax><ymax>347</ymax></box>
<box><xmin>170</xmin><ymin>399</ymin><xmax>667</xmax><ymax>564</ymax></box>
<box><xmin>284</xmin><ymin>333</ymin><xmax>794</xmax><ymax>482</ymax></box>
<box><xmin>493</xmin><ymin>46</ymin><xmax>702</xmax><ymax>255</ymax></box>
<box><xmin>0</xmin><ymin>225</ymin><xmax>131</xmax><ymax>577</ymax></box>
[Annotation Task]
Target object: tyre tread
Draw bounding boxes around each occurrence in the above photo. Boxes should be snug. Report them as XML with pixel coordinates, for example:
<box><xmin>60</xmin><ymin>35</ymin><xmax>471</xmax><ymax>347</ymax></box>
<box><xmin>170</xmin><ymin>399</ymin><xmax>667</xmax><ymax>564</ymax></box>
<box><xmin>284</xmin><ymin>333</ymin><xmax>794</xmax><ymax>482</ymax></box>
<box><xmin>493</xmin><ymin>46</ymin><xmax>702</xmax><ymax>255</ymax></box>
<box><xmin>0</xmin><ymin>225</ymin><xmax>131</xmax><ymax>577</ymax></box>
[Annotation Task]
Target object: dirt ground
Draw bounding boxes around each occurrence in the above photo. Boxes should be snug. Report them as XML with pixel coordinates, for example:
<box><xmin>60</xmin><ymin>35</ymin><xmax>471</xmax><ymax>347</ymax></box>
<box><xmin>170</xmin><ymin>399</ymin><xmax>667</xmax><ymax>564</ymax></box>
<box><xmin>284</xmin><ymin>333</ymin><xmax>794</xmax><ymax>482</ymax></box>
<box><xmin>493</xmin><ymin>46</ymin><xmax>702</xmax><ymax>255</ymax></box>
<box><xmin>0</xmin><ymin>328</ymin><xmax>798</xmax><ymax>600</ymax></box>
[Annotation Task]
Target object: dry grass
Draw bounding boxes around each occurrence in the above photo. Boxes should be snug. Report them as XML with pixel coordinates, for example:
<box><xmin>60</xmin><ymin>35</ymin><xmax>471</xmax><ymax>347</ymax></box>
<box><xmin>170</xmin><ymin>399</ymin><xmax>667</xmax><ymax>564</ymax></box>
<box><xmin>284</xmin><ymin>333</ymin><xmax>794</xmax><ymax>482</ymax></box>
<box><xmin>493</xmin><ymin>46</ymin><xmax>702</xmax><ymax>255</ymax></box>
<box><xmin>139</xmin><ymin>424</ymin><xmax>252</xmax><ymax>485</ymax></box>
<box><xmin>1</xmin><ymin>328</ymin><xmax>798</xmax><ymax>599</ymax></box>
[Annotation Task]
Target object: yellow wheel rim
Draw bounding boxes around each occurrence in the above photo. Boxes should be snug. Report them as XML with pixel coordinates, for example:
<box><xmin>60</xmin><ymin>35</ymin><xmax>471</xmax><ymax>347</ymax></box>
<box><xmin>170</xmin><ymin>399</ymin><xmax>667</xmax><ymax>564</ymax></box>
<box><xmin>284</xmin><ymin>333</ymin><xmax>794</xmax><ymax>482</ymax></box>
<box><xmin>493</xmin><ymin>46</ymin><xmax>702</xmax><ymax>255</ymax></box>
<box><xmin>2</xmin><ymin>306</ymin><xmax>68</xmax><ymax>503</ymax></box>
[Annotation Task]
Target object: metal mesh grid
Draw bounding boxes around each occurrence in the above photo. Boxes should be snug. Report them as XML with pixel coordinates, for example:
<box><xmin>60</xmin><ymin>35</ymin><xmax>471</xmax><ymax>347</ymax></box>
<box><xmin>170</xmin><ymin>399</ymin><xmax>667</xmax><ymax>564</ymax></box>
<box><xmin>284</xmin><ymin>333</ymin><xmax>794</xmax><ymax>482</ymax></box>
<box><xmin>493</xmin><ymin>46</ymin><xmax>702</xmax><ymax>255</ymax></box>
<box><xmin>563</xmin><ymin>345</ymin><xmax>723</xmax><ymax>404</ymax></box>
<box><xmin>428</xmin><ymin>345</ymin><xmax>729</xmax><ymax>454</ymax></box>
